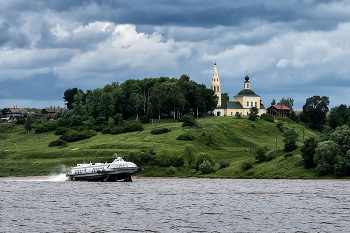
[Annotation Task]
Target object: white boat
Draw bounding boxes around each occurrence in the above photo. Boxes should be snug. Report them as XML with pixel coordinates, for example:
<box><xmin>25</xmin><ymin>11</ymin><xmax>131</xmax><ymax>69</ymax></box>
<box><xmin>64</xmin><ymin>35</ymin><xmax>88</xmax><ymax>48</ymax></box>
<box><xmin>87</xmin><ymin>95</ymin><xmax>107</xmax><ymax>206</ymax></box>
<box><xmin>66</xmin><ymin>154</ymin><xmax>138</xmax><ymax>182</ymax></box>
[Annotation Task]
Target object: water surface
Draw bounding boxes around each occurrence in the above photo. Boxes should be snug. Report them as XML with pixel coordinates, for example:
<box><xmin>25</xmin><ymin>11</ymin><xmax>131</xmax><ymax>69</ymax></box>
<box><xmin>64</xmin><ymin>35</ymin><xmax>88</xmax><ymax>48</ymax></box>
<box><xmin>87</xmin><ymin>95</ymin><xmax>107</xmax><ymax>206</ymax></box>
<box><xmin>1</xmin><ymin>177</ymin><xmax>349</xmax><ymax>232</ymax></box>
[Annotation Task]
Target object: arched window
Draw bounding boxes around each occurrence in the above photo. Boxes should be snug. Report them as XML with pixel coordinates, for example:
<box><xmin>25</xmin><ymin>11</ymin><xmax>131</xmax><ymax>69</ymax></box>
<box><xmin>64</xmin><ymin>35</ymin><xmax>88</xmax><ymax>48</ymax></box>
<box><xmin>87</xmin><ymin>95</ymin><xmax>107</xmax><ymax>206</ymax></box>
<box><xmin>214</xmin><ymin>86</ymin><xmax>216</xmax><ymax>91</ymax></box>
<box><xmin>217</xmin><ymin>86</ymin><xmax>220</xmax><ymax>92</ymax></box>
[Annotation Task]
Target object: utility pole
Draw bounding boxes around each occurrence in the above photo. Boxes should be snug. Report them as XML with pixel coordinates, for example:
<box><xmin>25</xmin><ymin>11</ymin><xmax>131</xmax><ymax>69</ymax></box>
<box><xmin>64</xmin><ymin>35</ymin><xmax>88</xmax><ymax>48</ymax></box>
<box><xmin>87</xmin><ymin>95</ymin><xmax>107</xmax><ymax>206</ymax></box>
<box><xmin>275</xmin><ymin>137</ymin><xmax>277</xmax><ymax>149</ymax></box>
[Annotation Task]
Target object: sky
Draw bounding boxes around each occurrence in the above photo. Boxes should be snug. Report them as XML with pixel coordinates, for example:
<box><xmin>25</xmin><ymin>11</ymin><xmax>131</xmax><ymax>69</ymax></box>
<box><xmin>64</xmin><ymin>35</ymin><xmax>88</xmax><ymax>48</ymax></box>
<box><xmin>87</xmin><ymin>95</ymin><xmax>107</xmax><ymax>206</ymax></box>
<box><xmin>1</xmin><ymin>0</ymin><xmax>350</xmax><ymax>110</ymax></box>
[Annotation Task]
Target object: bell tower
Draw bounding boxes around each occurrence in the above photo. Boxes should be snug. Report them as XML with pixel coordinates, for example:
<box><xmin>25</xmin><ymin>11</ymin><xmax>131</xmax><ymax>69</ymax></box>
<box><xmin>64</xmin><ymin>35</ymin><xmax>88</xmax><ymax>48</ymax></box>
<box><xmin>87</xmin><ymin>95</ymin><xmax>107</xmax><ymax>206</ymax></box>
<box><xmin>211</xmin><ymin>62</ymin><xmax>221</xmax><ymax>106</ymax></box>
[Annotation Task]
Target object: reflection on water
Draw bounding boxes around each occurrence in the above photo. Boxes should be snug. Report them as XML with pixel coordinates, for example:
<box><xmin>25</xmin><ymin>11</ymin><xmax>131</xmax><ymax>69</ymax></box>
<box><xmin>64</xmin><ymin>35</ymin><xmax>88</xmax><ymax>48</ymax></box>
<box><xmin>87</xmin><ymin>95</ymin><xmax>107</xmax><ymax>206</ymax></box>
<box><xmin>1</xmin><ymin>178</ymin><xmax>350</xmax><ymax>232</ymax></box>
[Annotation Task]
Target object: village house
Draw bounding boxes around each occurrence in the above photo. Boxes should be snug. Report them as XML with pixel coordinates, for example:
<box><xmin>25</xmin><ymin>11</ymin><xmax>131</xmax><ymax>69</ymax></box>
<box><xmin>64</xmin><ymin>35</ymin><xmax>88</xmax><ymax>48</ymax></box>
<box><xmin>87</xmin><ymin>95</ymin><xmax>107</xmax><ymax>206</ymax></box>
<box><xmin>42</xmin><ymin>106</ymin><xmax>66</xmax><ymax>118</ymax></box>
<box><xmin>266</xmin><ymin>105</ymin><xmax>291</xmax><ymax>118</ymax></box>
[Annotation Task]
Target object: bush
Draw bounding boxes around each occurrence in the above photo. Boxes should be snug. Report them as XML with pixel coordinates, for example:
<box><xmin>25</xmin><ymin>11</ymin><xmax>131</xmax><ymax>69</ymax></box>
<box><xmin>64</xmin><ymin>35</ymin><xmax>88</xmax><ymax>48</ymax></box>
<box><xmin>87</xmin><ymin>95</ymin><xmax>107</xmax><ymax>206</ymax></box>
<box><xmin>170</xmin><ymin>151</ymin><xmax>184</xmax><ymax>167</ymax></box>
<box><xmin>219</xmin><ymin>160</ymin><xmax>230</xmax><ymax>169</ymax></box>
<box><xmin>195</xmin><ymin>152</ymin><xmax>215</xmax><ymax>170</ymax></box>
<box><xmin>178</xmin><ymin>114</ymin><xmax>194</xmax><ymax>122</ymax></box>
<box><xmin>189</xmin><ymin>169</ymin><xmax>197</xmax><ymax>175</ymax></box>
<box><xmin>139</xmin><ymin>116</ymin><xmax>150</xmax><ymax>124</ymax></box>
<box><xmin>176</xmin><ymin>132</ymin><xmax>195</xmax><ymax>141</ymax></box>
<box><xmin>266</xmin><ymin>150</ymin><xmax>276</xmax><ymax>161</ymax></box>
<box><xmin>199</xmin><ymin>161</ymin><xmax>214</xmax><ymax>174</ymax></box>
<box><xmin>35</xmin><ymin>121</ymin><xmax>58</xmax><ymax>134</ymax></box>
<box><xmin>56</xmin><ymin>118</ymin><xmax>71</xmax><ymax>127</ymax></box>
<box><xmin>48</xmin><ymin>139</ymin><xmax>68</xmax><ymax>147</ymax></box>
<box><xmin>241</xmin><ymin>160</ymin><xmax>253</xmax><ymax>171</ymax></box>
<box><xmin>179</xmin><ymin>114</ymin><xmax>199</xmax><ymax>127</ymax></box>
<box><xmin>151</xmin><ymin>128</ymin><xmax>170</xmax><ymax>135</ymax></box>
<box><xmin>283</xmin><ymin>128</ymin><xmax>298</xmax><ymax>152</ymax></box>
<box><xmin>254</xmin><ymin>148</ymin><xmax>266</xmax><ymax>162</ymax></box>
<box><xmin>260</xmin><ymin>113</ymin><xmax>274</xmax><ymax>122</ymax></box>
<box><xmin>156</xmin><ymin>148</ymin><xmax>184</xmax><ymax>167</ymax></box>
<box><xmin>123</xmin><ymin>120</ymin><xmax>144</xmax><ymax>132</ymax></box>
<box><xmin>101</xmin><ymin>126</ymin><xmax>112</xmax><ymax>134</ymax></box>
<box><xmin>276</xmin><ymin>122</ymin><xmax>284</xmax><ymax>132</ymax></box>
<box><xmin>110</xmin><ymin>126</ymin><xmax>125</xmax><ymax>134</ymax></box>
<box><xmin>55</xmin><ymin>127</ymin><xmax>69</xmax><ymax>135</ymax></box>
<box><xmin>70</xmin><ymin>115</ymin><xmax>83</xmax><ymax>127</ymax></box>
<box><xmin>59</xmin><ymin>129</ymin><xmax>96</xmax><ymax>142</ymax></box>
<box><xmin>15</xmin><ymin>118</ymin><xmax>26</xmax><ymax>124</ymax></box>
<box><xmin>235</xmin><ymin>112</ymin><xmax>242</xmax><ymax>118</ymax></box>
<box><xmin>166</xmin><ymin>166</ymin><xmax>177</xmax><ymax>175</ymax></box>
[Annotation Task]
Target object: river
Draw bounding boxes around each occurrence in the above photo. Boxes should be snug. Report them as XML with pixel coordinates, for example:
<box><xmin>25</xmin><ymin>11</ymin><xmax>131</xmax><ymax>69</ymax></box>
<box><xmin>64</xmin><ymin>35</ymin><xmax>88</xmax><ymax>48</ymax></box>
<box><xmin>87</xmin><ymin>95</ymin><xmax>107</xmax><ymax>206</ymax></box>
<box><xmin>1</xmin><ymin>177</ymin><xmax>349</xmax><ymax>232</ymax></box>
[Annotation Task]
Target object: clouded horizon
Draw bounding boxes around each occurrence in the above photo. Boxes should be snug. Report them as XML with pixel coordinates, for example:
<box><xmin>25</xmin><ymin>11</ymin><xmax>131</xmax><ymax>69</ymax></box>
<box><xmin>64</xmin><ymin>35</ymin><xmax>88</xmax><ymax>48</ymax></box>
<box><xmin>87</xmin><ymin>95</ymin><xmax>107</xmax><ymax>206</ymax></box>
<box><xmin>1</xmin><ymin>0</ymin><xmax>350</xmax><ymax>110</ymax></box>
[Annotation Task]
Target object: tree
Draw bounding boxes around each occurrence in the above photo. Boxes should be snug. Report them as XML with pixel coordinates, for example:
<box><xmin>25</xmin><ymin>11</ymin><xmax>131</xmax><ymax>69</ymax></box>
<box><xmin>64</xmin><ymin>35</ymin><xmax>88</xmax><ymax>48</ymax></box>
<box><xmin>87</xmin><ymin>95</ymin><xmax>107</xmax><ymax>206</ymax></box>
<box><xmin>24</xmin><ymin>116</ymin><xmax>33</xmax><ymax>134</ymax></box>
<box><xmin>334</xmin><ymin>150</ymin><xmax>350</xmax><ymax>177</ymax></box>
<box><xmin>271</xmin><ymin>99</ymin><xmax>276</xmax><ymax>105</ymax></box>
<box><xmin>314</xmin><ymin>141</ymin><xmax>340</xmax><ymax>175</ymax></box>
<box><xmin>72</xmin><ymin>92</ymin><xmax>86</xmax><ymax>116</ymax></box>
<box><xmin>130</xmin><ymin>93</ymin><xmax>144</xmax><ymax>120</ymax></box>
<box><xmin>300</xmin><ymin>137</ymin><xmax>318</xmax><ymax>169</ymax></box>
<box><xmin>328</xmin><ymin>105</ymin><xmax>350</xmax><ymax>129</ymax></box>
<box><xmin>1</xmin><ymin>108</ymin><xmax>9</xmax><ymax>116</ymax></box>
<box><xmin>277</xmin><ymin>97</ymin><xmax>294</xmax><ymax>109</ymax></box>
<box><xmin>289</xmin><ymin>110</ymin><xmax>299</xmax><ymax>122</ymax></box>
<box><xmin>302</xmin><ymin>96</ymin><xmax>329</xmax><ymax>130</ymax></box>
<box><xmin>183</xmin><ymin>144</ymin><xmax>196</xmax><ymax>166</ymax></box>
<box><xmin>63</xmin><ymin>88</ymin><xmax>85</xmax><ymax>110</ymax></box>
<box><xmin>221</xmin><ymin>93</ymin><xmax>229</xmax><ymax>101</ymax></box>
<box><xmin>283</xmin><ymin>128</ymin><xmax>298</xmax><ymax>152</ymax></box>
<box><xmin>329</xmin><ymin>125</ymin><xmax>350</xmax><ymax>156</ymax></box>
<box><xmin>248</xmin><ymin>107</ymin><xmax>259</xmax><ymax>121</ymax></box>
<box><xmin>150</xmin><ymin>82</ymin><xmax>167</xmax><ymax>123</ymax></box>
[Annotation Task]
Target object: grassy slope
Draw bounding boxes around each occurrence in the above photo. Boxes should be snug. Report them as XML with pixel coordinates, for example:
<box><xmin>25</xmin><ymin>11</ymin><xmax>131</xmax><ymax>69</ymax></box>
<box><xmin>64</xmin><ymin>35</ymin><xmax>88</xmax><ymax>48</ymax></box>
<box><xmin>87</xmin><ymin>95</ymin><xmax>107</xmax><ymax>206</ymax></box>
<box><xmin>0</xmin><ymin>116</ymin><xmax>338</xmax><ymax>178</ymax></box>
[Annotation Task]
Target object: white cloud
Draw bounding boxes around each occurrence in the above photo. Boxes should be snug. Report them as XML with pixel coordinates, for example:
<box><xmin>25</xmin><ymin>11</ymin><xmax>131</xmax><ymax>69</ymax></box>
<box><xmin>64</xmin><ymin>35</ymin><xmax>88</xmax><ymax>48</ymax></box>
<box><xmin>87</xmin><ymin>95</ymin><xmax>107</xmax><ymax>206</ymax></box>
<box><xmin>276</xmin><ymin>59</ymin><xmax>291</xmax><ymax>67</ymax></box>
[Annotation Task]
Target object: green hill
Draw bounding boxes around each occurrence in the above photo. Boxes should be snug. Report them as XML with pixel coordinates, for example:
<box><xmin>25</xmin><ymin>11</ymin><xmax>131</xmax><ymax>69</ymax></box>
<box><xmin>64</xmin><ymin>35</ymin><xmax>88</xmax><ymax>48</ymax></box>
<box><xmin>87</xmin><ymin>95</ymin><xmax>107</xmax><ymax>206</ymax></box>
<box><xmin>0</xmin><ymin>116</ymin><xmax>333</xmax><ymax>178</ymax></box>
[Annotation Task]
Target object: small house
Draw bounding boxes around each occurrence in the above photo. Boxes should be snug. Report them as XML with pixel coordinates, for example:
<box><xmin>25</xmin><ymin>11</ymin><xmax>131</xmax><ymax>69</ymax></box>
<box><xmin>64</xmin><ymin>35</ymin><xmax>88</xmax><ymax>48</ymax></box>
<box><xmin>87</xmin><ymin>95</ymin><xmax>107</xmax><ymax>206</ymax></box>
<box><xmin>267</xmin><ymin>105</ymin><xmax>291</xmax><ymax>118</ymax></box>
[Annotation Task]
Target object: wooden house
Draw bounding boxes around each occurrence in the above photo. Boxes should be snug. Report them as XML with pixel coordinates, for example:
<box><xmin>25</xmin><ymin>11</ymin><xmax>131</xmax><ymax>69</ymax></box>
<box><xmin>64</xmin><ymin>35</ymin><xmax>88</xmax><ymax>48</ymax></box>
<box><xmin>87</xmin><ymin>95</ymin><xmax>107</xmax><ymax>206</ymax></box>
<box><xmin>267</xmin><ymin>105</ymin><xmax>291</xmax><ymax>118</ymax></box>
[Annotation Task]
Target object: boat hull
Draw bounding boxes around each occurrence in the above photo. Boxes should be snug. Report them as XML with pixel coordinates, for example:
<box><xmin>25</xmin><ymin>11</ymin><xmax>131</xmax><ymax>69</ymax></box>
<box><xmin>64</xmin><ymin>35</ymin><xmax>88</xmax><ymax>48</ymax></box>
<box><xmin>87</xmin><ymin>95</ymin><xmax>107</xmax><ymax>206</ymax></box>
<box><xmin>67</xmin><ymin>167</ymin><xmax>138</xmax><ymax>182</ymax></box>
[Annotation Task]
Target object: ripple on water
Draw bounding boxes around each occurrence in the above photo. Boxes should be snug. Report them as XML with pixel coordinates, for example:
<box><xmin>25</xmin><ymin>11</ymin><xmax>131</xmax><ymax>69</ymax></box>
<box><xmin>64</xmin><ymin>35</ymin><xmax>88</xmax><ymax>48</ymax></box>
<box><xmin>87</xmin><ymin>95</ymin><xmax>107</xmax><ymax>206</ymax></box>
<box><xmin>1</xmin><ymin>178</ymin><xmax>350</xmax><ymax>232</ymax></box>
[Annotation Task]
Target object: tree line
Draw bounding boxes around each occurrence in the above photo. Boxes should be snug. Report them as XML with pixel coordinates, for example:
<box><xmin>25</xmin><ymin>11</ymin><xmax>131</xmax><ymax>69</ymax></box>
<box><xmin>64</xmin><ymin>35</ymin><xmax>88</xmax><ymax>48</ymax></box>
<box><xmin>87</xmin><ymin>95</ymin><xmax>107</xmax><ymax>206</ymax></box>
<box><xmin>63</xmin><ymin>75</ymin><xmax>217</xmax><ymax>123</ymax></box>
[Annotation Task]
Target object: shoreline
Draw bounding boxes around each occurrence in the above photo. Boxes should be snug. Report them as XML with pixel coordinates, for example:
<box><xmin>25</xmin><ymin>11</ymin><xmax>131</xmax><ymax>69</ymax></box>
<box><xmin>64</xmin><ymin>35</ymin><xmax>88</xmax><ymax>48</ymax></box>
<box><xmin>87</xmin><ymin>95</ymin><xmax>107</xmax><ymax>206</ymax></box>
<box><xmin>1</xmin><ymin>175</ymin><xmax>349</xmax><ymax>180</ymax></box>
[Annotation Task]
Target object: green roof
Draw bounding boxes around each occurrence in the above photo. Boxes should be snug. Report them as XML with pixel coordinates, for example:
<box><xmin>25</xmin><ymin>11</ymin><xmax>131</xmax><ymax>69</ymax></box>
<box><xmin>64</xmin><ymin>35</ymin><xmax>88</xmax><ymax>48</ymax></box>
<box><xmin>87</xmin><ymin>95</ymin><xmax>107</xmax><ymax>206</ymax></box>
<box><xmin>234</xmin><ymin>89</ymin><xmax>260</xmax><ymax>97</ymax></box>
<box><xmin>216</xmin><ymin>101</ymin><xmax>243</xmax><ymax>109</ymax></box>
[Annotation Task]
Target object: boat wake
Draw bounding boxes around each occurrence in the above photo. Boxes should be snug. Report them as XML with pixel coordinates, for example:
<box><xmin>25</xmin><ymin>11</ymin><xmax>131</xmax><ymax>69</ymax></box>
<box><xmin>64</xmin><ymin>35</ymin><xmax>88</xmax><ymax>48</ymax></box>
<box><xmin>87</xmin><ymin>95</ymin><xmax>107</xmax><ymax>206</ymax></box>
<box><xmin>48</xmin><ymin>174</ymin><xmax>70</xmax><ymax>182</ymax></box>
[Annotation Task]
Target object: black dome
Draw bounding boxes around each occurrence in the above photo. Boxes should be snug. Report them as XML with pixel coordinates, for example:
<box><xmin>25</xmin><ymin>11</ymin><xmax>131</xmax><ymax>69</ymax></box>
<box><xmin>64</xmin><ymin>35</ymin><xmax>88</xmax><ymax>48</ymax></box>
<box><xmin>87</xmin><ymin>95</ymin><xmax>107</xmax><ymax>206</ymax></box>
<box><xmin>237</xmin><ymin>89</ymin><xmax>257</xmax><ymax>95</ymax></box>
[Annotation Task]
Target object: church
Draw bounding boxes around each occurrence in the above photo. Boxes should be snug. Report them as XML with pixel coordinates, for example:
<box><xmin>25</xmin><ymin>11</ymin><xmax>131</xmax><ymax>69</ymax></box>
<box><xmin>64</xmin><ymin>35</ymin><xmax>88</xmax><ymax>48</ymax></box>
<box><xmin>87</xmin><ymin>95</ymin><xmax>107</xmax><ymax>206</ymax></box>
<box><xmin>211</xmin><ymin>63</ymin><xmax>266</xmax><ymax>116</ymax></box>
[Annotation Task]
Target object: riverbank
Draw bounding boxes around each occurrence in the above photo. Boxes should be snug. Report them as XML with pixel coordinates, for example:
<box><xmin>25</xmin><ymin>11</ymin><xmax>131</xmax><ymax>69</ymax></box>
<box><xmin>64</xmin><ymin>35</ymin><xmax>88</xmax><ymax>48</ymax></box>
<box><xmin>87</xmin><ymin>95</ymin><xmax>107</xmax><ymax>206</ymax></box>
<box><xmin>0</xmin><ymin>116</ymin><xmax>333</xmax><ymax>179</ymax></box>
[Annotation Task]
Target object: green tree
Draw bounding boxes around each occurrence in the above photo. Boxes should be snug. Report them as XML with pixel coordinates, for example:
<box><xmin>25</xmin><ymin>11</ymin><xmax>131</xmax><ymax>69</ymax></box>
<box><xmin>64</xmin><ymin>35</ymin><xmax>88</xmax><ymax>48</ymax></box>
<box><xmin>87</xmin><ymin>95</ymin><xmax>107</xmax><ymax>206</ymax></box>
<box><xmin>24</xmin><ymin>116</ymin><xmax>33</xmax><ymax>134</ymax></box>
<box><xmin>334</xmin><ymin>150</ymin><xmax>350</xmax><ymax>177</ymax></box>
<box><xmin>271</xmin><ymin>99</ymin><xmax>276</xmax><ymax>105</ymax></box>
<box><xmin>300</xmin><ymin>137</ymin><xmax>318</xmax><ymax>169</ymax></box>
<box><xmin>283</xmin><ymin>128</ymin><xmax>298</xmax><ymax>152</ymax></box>
<box><xmin>277</xmin><ymin>97</ymin><xmax>294</xmax><ymax>109</ymax></box>
<box><xmin>1</xmin><ymin>108</ymin><xmax>9</xmax><ymax>116</ymax></box>
<box><xmin>221</xmin><ymin>93</ymin><xmax>229</xmax><ymax>101</ymax></box>
<box><xmin>183</xmin><ymin>144</ymin><xmax>196</xmax><ymax>166</ymax></box>
<box><xmin>150</xmin><ymin>82</ymin><xmax>167</xmax><ymax>123</ymax></box>
<box><xmin>290</xmin><ymin>110</ymin><xmax>299</xmax><ymax>122</ymax></box>
<box><xmin>248</xmin><ymin>107</ymin><xmax>259</xmax><ymax>121</ymax></box>
<box><xmin>329</xmin><ymin>125</ymin><xmax>350</xmax><ymax>156</ymax></box>
<box><xmin>314</xmin><ymin>141</ymin><xmax>340</xmax><ymax>175</ymax></box>
<box><xmin>302</xmin><ymin>96</ymin><xmax>329</xmax><ymax>130</ymax></box>
<box><xmin>63</xmin><ymin>88</ymin><xmax>85</xmax><ymax>109</ymax></box>
<box><xmin>72</xmin><ymin>92</ymin><xmax>86</xmax><ymax>116</ymax></box>
<box><xmin>328</xmin><ymin>105</ymin><xmax>350</xmax><ymax>129</ymax></box>
<box><xmin>130</xmin><ymin>92</ymin><xmax>144</xmax><ymax>120</ymax></box>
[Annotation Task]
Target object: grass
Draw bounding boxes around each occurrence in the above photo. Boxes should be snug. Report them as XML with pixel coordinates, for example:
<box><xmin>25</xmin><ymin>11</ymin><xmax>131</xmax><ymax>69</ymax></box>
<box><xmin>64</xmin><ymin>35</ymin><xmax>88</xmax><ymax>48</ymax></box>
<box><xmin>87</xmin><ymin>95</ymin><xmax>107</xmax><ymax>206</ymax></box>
<box><xmin>0</xmin><ymin>116</ymin><xmax>342</xmax><ymax>179</ymax></box>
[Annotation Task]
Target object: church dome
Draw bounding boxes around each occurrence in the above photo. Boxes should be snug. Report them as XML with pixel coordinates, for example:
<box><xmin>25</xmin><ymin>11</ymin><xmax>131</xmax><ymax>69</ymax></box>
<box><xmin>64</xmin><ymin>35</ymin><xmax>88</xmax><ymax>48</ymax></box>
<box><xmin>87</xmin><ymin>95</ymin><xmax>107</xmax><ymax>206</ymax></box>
<box><xmin>237</xmin><ymin>89</ymin><xmax>257</xmax><ymax>96</ymax></box>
